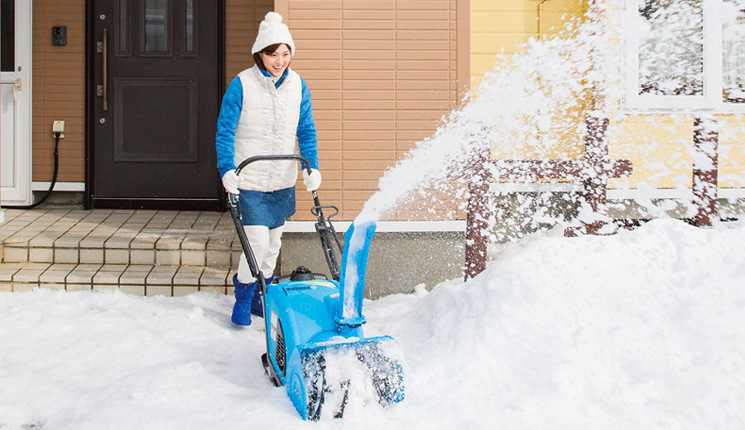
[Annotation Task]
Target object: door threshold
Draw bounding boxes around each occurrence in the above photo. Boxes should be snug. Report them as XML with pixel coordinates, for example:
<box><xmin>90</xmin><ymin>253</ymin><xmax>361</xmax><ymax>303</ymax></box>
<box><xmin>89</xmin><ymin>198</ymin><xmax>222</xmax><ymax>211</ymax></box>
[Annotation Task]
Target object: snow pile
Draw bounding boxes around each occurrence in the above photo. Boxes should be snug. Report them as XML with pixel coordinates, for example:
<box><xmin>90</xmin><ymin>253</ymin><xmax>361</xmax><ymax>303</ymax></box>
<box><xmin>2</xmin><ymin>219</ymin><xmax>745</xmax><ymax>429</ymax></box>
<box><xmin>375</xmin><ymin>219</ymin><xmax>745</xmax><ymax>428</ymax></box>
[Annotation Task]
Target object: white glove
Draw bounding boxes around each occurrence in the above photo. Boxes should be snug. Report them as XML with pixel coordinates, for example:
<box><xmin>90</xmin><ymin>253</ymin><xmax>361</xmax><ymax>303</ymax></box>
<box><xmin>302</xmin><ymin>168</ymin><xmax>322</xmax><ymax>191</ymax></box>
<box><xmin>222</xmin><ymin>170</ymin><xmax>240</xmax><ymax>194</ymax></box>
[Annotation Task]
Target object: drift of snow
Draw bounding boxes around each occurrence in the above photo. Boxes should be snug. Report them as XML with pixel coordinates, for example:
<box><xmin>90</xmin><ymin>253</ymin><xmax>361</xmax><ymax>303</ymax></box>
<box><xmin>2</xmin><ymin>218</ymin><xmax>745</xmax><ymax>429</ymax></box>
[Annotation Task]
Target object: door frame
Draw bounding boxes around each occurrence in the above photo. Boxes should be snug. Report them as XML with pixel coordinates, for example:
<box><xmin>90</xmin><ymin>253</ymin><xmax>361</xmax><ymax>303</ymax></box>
<box><xmin>84</xmin><ymin>0</ymin><xmax>226</xmax><ymax>210</ymax></box>
<box><xmin>1</xmin><ymin>0</ymin><xmax>32</xmax><ymax>205</ymax></box>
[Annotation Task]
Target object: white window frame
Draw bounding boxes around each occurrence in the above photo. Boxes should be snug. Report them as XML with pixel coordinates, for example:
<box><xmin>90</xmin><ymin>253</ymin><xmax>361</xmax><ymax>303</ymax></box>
<box><xmin>623</xmin><ymin>0</ymin><xmax>745</xmax><ymax>112</ymax></box>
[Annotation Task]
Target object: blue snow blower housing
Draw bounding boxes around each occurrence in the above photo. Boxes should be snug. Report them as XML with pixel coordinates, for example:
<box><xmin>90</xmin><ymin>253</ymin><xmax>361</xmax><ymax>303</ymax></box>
<box><xmin>227</xmin><ymin>155</ymin><xmax>404</xmax><ymax>420</ymax></box>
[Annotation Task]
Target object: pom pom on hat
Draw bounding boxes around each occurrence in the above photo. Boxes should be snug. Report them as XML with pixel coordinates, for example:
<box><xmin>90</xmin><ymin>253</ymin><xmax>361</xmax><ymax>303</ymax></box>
<box><xmin>263</xmin><ymin>12</ymin><xmax>283</xmax><ymax>25</ymax></box>
<box><xmin>251</xmin><ymin>12</ymin><xmax>295</xmax><ymax>55</ymax></box>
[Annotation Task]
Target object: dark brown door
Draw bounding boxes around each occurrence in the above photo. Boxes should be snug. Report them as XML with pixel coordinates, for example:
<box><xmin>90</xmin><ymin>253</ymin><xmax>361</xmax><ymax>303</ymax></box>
<box><xmin>89</xmin><ymin>0</ymin><xmax>222</xmax><ymax>210</ymax></box>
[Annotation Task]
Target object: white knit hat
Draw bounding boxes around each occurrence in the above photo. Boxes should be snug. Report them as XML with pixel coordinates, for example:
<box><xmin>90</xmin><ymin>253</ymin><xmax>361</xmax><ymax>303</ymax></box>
<box><xmin>251</xmin><ymin>12</ymin><xmax>295</xmax><ymax>55</ymax></box>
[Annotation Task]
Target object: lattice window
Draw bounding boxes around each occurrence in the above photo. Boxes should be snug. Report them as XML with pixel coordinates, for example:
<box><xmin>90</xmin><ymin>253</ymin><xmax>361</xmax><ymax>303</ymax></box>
<box><xmin>625</xmin><ymin>0</ymin><xmax>745</xmax><ymax>111</ymax></box>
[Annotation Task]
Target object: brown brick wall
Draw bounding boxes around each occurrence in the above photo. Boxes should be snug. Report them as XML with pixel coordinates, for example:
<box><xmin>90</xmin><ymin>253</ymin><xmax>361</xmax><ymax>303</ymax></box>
<box><xmin>225</xmin><ymin>0</ymin><xmax>274</xmax><ymax>82</ymax></box>
<box><xmin>32</xmin><ymin>0</ymin><xmax>86</xmax><ymax>183</ymax></box>
<box><xmin>277</xmin><ymin>0</ymin><xmax>468</xmax><ymax>220</ymax></box>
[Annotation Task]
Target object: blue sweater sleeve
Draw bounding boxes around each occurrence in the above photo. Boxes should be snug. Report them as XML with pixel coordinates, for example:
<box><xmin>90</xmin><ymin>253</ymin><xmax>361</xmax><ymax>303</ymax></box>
<box><xmin>215</xmin><ymin>77</ymin><xmax>243</xmax><ymax>179</ymax></box>
<box><xmin>297</xmin><ymin>78</ymin><xmax>319</xmax><ymax>170</ymax></box>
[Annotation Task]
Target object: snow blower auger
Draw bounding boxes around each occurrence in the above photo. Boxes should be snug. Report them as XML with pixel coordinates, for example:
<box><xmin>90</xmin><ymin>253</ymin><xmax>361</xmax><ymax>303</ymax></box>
<box><xmin>227</xmin><ymin>155</ymin><xmax>405</xmax><ymax>421</ymax></box>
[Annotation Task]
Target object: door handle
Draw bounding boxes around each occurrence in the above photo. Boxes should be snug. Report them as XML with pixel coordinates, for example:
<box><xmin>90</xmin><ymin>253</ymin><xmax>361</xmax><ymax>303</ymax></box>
<box><xmin>12</xmin><ymin>78</ymin><xmax>21</xmax><ymax>102</ymax></box>
<box><xmin>98</xmin><ymin>28</ymin><xmax>108</xmax><ymax>111</ymax></box>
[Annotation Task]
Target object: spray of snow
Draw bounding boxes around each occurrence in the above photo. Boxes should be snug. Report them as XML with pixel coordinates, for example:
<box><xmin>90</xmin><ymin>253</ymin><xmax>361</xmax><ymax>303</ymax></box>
<box><xmin>340</xmin><ymin>1</ymin><xmax>744</xmax><ymax>319</ymax></box>
<box><xmin>338</xmin><ymin>10</ymin><xmax>610</xmax><ymax>306</ymax></box>
<box><xmin>355</xmin><ymin>8</ymin><xmax>608</xmax><ymax>226</ymax></box>
<box><xmin>354</xmin><ymin>2</ymin><xmax>743</xmax><ymax>244</ymax></box>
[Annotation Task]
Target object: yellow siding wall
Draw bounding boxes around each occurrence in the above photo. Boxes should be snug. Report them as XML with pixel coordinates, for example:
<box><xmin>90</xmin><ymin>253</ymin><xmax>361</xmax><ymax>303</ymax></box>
<box><xmin>470</xmin><ymin>0</ymin><xmax>585</xmax><ymax>86</ymax></box>
<box><xmin>470</xmin><ymin>0</ymin><xmax>539</xmax><ymax>88</ymax></box>
<box><xmin>538</xmin><ymin>0</ymin><xmax>587</xmax><ymax>35</ymax></box>
<box><xmin>33</xmin><ymin>0</ymin><xmax>86</xmax><ymax>183</ymax></box>
<box><xmin>717</xmin><ymin>116</ymin><xmax>745</xmax><ymax>188</ymax></box>
<box><xmin>225</xmin><ymin>0</ymin><xmax>274</xmax><ymax>83</ymax></box>
<box><xmin>472</xmin><ymin>0</ymin><xmax>589</xmax><ymax>160</ymax></box>
<box><xmin>607</xmin><ymin>116</ymin><xmax>695</xmax><ymax>189</ymax></box>
<box><xmin>607</xmin><ymin>114</ymin><xmax>745</xmax><ymax>190</ymax></box>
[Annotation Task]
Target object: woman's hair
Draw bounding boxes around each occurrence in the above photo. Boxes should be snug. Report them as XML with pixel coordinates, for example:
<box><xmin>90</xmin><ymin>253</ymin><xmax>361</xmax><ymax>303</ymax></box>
<box><xmin>253</xmin><ymin>43</ymin><xmax>292</xmax><ymax>71</ymax></box>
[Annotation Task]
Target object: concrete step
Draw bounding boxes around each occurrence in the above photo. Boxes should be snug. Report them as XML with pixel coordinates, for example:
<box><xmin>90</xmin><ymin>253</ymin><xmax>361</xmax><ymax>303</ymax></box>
<box><xmin>0</xmin><ymin>262</ymin><xmax>233</xmax><ymax>296</ymax></box>
<box><xmin>1</xmin><ymin>233</ymin><xmax>241</xmax><ymax>267</ymax></box>
<box><xmin>0</xmin><ymin>208</ymin><xmax>240</xmax><ymax>295</ymax></box>
<box><xmin>1</xmin><ymin>212</ymin><xmax>240</xmax><ymax>267</ymax></box>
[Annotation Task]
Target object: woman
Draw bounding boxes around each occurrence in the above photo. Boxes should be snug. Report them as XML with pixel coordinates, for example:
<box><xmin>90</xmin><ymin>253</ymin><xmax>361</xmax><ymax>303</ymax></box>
<box><xmin>215</xmin><ymin>12</ymin><xmax>322</xmax><ymax>326</ymax></box>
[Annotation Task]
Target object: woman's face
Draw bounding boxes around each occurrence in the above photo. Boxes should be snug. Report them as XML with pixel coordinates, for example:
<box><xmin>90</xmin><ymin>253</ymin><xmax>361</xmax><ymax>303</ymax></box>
<box><xmin>260</xmin><ymin>44</ymin><xmax>292</xmax><ymax>77</ymax></box>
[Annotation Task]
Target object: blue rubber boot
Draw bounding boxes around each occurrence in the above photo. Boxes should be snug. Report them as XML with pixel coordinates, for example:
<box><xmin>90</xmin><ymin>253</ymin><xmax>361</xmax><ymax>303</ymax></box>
<box><xmin>251</xmin><ymin>275</ymin><xmax>273</xmax><ymax>318</ymax></box>
<box><xmin>231</xmin><ymin>274</ymin><xmax>257</xmax><ymax>326</ymax></box>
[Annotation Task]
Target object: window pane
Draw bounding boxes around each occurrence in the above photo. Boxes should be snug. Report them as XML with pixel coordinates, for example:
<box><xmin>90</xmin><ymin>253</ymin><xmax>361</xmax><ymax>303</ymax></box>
<box><xmin>723</xmin><ymin>0</ymin><xmax>745</xmax><ymax>103</ymax></box>
<box><xmin>185</xmin><ymin>0</ymin><xmax>194</xmax><ymax>53</ymax></box>
<box><xmin>144</xmin><ymin>0</ymin><xmax>168</xmax><ymax>53</ymax></box>
<box><xmin>118</xmin><ymin>0</ymin><xmax>129</xmax><ymax>54</ymax></box>
<box><xmin>637</xmin><ymin>0</ymin><xmax>704</xmax><ymax>96</ymax></box>
<box><xmin>1</xmin><ymin>0</ymin><xmax>15</xmax><ymax>72</ymax></box>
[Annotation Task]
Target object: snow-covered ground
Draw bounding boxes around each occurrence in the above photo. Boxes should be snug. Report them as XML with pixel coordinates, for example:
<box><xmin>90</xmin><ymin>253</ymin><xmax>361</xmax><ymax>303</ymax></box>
<box><xmin>2</xmin><ymin>218</ymin><xmax>745</xmax><ymax>429</ymax></box>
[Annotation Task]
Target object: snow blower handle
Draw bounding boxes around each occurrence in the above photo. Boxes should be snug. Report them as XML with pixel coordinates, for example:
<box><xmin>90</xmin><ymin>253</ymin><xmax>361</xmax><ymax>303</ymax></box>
<box><xmin>228</xmin><ymin>155</ymin><xmax>311</xmax><ymax>292</ymax></box>
<box><xmin>235</xmin><ymin>154</ymin><xmax>323</xmax><ymax>218</ymax></box>
<box><xmin>235</xmin><ymin>154</ymin><xmax>313</xmax><ymax>177</ymax></box>
<box><xmin>234</xmin><ymin>154</ymin><xmax>323</xmax><ymax>225</ymax></box>
<box><xmin>231</xmin><ymin>154</ymin><xmax>343</xmax><ymax>281</ymax></box>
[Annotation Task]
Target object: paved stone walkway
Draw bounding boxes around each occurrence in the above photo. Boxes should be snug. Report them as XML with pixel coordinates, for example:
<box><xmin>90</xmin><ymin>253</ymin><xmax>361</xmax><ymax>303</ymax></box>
<box><xmin>0</xmin><ymin>207</ymin><xmax>240</xmax><ymax>295</ymax></box>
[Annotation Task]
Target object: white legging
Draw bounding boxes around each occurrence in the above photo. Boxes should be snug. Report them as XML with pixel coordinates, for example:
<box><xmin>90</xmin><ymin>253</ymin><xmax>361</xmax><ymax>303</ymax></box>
<box><xmin>237</xmin><ymin>224</ymin><xmax>284</xmax><ymax>284</ymax></box>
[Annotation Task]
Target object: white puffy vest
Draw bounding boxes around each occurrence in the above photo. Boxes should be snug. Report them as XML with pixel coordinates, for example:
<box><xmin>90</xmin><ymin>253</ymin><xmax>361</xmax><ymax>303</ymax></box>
<box><xmin>235</xmin><ymin>65</ymin><xmax>302</xmax><ymax>192</ymax></box>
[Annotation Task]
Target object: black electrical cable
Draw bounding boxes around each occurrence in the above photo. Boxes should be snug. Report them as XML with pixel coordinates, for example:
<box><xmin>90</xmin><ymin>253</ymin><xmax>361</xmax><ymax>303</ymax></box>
<box><xmin>2</xmin><ymin>132</ymin><xmax>61</xmax><ymax>210</ymax></box>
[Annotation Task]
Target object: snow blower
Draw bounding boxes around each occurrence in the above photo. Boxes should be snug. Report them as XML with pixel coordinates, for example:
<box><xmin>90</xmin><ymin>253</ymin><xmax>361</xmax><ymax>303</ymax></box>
<box><xmin>227</xmin><ymin>155</ymin><xmax>405</xmax><ymax>420</ymax></box>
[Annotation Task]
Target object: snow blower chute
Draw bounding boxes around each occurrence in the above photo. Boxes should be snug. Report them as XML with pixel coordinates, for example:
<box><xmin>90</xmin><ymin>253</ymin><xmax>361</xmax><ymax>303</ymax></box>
<box><xmin>227</xmin><ymin>155</ymin><xmax>405</xmax><ymax>420</ymax></box>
